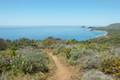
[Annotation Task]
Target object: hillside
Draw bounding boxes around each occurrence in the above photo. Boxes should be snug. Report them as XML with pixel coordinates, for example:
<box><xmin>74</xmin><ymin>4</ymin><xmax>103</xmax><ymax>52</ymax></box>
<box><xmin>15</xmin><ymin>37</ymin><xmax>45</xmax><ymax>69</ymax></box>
<box><xmin>92</xmin><ymin>23</ymin><xmax>120</xmax><ymax>46</ymax></box>
<box><xmin>93</xmin><ymin>23</ymin><xmax>120</xmax><ymax>30</ymax></box>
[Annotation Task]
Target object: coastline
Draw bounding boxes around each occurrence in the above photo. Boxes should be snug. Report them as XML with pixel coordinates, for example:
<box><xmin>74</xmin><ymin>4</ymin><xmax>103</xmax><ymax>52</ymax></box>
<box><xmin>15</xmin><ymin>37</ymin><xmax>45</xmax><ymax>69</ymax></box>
<box><xmin>87</xmin><ymin>27</ymin><xmax>108</xmax><ymax>40</ymax></box>
<box><xmin>94</xmin><ymin>30</ymin><xmax>108</xmax><ymax>39</ymax></box>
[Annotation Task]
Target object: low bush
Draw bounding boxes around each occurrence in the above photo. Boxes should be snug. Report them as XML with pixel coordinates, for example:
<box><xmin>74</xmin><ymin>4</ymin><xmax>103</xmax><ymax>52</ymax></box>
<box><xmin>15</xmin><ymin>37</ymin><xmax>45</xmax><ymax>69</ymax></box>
<box><xmin>78</xmin><ymin>55</ymin><xmax>101</xmax><ymax>69</ymax></box>
<box><xmin>100</xmin><ymin>56</ymin><xmax>120</xmax><ymax>77</ymax></box>
<box><xmin>68</xmin><ymin>48</ymin><xmax>100</xmax><ymax>66</ymax></box>
<box><xmin>0</xmin><ymin>48</ymin><xmax>49</xmax><ymax>74</ymax></box>
<box><xmin>0</xmin><ymin>39</ymin><xmax>8</xmax><ymax>50</ymax></box>
<box><xmin>81</xmin><ymin>69</ymin><xmax>113</xmax><ymax>80</ymax></box>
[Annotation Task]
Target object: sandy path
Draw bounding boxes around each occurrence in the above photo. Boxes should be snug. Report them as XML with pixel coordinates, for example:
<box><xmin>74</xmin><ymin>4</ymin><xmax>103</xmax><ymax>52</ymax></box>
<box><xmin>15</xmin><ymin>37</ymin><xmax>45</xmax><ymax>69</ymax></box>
<box><xmin>47</xmin><ymin>50</ymin><xmax>72</xmax><ymax>80</ymax></box>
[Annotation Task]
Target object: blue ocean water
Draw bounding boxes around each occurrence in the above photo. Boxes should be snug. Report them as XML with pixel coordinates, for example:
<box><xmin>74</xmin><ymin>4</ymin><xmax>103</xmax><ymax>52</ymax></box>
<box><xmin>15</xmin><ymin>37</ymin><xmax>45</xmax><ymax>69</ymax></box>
<box><xmin>0</xmin><ymin>26</ymin><xmax>106</xmax><ymax>41</ymax></box>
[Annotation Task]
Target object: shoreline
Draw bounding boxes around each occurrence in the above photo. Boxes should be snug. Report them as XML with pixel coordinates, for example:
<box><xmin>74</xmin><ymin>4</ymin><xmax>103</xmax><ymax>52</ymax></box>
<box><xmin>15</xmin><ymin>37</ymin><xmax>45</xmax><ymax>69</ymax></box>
<box><xmin>94</xmin><ymin>30</ymin><xmax>108</xmax><ymax>39</ymax></box>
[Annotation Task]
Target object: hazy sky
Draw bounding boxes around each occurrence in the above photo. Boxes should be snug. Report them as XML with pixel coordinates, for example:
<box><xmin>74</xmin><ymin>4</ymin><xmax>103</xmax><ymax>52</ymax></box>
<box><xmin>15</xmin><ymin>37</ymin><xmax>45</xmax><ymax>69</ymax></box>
<box><xmin>0</xmin><ymin>0</ymin><xmax>120</xmax><ymax>26</ymax></box>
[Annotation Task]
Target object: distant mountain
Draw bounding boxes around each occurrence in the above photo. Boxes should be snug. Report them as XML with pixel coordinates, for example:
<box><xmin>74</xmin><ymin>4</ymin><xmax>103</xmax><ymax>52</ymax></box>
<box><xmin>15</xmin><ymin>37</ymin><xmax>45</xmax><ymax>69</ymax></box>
<box><xmin>92</xmin><ymin>23</ymin><xmax>120</xmax><ymax>46</ymax></box>
<box><xmin>105</xmin><ymin>23</ymin><xmax>120</xmax><ymax>30</ymax></box>
<box><xmin>93</xmin><ymin>23</ymin><xmax>120</xmax><ymax>30</ymax></box>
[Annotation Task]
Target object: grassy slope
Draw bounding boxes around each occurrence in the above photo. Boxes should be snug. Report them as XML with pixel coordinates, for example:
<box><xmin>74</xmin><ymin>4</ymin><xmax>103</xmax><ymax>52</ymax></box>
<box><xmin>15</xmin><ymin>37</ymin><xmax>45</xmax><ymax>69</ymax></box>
<box><xmin>92</xmin><ymin>23</ymin><xmax>120</xmax><ymax>46</ymax></box>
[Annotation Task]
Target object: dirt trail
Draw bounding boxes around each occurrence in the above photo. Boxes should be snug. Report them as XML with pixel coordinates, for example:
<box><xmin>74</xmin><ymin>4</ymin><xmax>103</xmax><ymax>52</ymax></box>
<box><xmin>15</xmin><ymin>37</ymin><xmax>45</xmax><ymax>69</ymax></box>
<box><xmin>47</xmin><ymin>50</ymin><xmax>72</xmax><ymax>80</ymax></box>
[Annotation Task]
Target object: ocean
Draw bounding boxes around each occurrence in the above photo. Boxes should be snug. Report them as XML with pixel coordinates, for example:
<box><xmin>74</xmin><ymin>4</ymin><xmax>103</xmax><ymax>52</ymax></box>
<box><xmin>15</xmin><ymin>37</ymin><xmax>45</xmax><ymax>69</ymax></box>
<box><xmin>0</xmin><ymin>26</ymin><xmax>107</xmax><ymax>41</ymax></box>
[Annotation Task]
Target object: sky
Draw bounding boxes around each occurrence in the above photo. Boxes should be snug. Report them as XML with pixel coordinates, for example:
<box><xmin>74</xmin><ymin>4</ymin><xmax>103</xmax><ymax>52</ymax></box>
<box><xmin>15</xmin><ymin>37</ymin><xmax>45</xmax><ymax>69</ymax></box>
<box><xmin>0</xmin><ymin>0</ymin><xmax>120</xmax><ymax>26</ymax></box>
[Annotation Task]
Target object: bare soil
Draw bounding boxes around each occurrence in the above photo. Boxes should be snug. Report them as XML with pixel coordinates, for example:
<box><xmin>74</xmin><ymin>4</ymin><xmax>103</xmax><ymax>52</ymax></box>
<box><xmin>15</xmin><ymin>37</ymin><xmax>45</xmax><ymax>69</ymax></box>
<box><xmin>46</xmin><ymin>49</ymin><xmax>73</xmax><ymax>80</ymax></box>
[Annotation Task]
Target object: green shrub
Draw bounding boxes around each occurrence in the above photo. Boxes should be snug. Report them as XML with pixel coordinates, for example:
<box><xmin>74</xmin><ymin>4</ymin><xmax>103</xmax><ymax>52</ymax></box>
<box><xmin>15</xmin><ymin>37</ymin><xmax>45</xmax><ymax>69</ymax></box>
<box><xmin>42</xmin><ymin>37</ymin><xmax>58</xmax><ymax>48</ymax></box>
<box><xmin>0</xmin><ymin>39</ymin><xmax>8</xmax><ymax>50</ymax></box>
<box><xmin>68</xmin><ymin>48</ymin><xmax>99</xmax><ymax>65</ymax></box>
<box><xmin>81</xmin><ymin>69</ymin><xmax>113</xmax><ymax>80</ymax></box>
<box><xmin>0</xmin><ymin>48</ymin><xmax>49</xmax><ymax>74</ymax></box>
<box><xmin>79</xmin><ymin>55</ymin><xmax>101</xmax><ymax>69</ymax></box>
<box><xmin>53</xmin><ymin>46</ymin><xmax>64</xmax><ymax>55</ymax></box>
<box><xmin>100</xmin><ymin>56</ymin><xmax>120</xmax><ymax>77</ymax></box>
<box><xmin>0</xmin><ymin>57</ymin><xmax>11</xmax><ymax>73</ymax></box>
